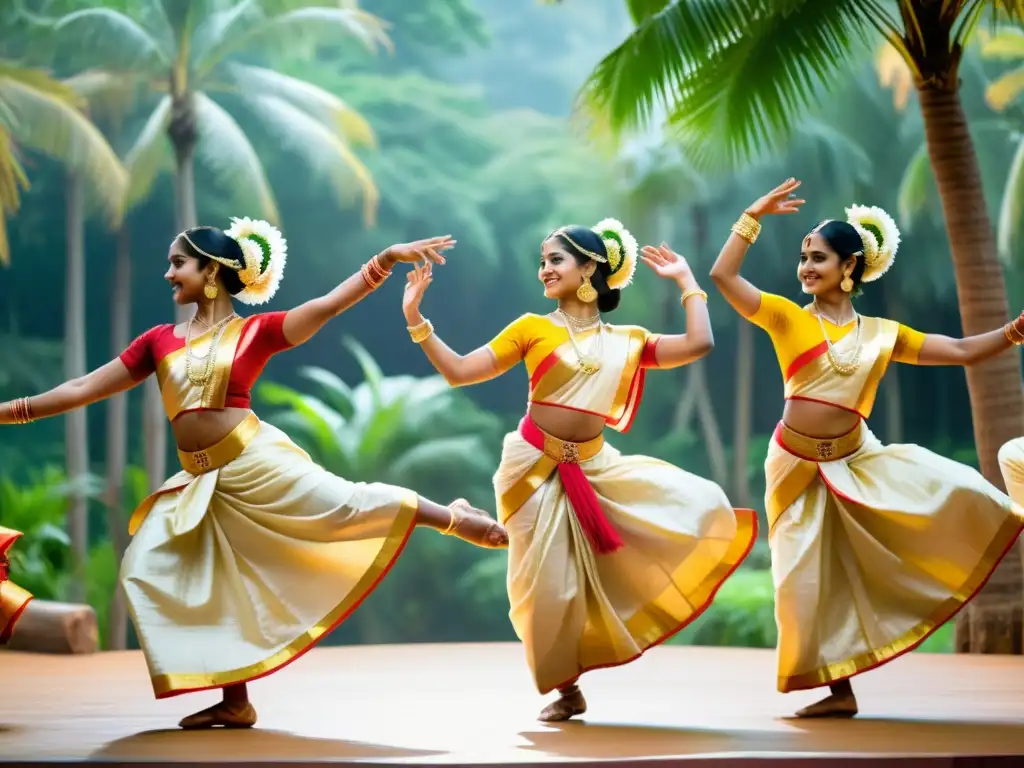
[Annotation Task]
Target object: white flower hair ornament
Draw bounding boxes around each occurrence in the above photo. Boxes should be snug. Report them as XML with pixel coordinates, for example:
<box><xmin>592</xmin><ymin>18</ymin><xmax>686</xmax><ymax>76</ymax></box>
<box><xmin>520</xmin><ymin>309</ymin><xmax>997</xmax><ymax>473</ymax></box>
<box><xmin>224</xmin><ymin>217</ymin><xmax>288</xmax><ymax>305</ymax></box>
<box><xmin>844</xmin><ymin>204</ymin><xmax>900</xmax><ymax>283</ymax></box>
<box><xmin>592</xmin><ymin>217</ymin><xmax>639</xmax><ymax>290</ymax></box>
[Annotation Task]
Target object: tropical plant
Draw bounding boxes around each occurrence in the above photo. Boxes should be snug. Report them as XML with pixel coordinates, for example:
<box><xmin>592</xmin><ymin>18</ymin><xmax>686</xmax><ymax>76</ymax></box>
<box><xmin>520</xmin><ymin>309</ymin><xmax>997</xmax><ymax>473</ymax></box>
<box><xmin>255</xmin><ymin>338</ymin><xmax>512</xmax><ymax>643</ymax></box>
<box><xmin>558</xmin><ymin>0</ymin><xmax>1024</xmax><ymax>655</ymax></box>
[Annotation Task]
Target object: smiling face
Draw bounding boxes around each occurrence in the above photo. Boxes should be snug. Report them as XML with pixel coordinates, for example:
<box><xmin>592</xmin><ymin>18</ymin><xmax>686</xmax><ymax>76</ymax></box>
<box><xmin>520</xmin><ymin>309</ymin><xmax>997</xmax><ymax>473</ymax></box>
<box><xmin>539</xmin><ymin>235</ymin><xmax>593</xmax><ymax>300</ymax></box>
<box><xmin>798</xmin><ymin>232</ymin><xmax>855</xmax><ymax>296</ymax></box>
<box><xmin>165</xmin><ymin>236</ymin><xmax>213</xmax><ymax>306</ymax></box>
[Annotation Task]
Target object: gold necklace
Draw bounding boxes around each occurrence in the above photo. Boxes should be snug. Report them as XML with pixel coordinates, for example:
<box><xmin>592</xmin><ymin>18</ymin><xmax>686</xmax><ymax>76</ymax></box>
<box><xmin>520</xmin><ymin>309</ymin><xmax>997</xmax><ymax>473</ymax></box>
<box><xmin>814</xmin><ymin>303</ymin><xmax>862</xmax><ymax>376</ymax></box>
<box><xmin>185</xmin><ymin>314</ymin><xmax>236</xmax><ymax>386</ymax></box>
<box><xmin>557</xmin><ymin>308</ymin><xmax>600</xmax><ymax>332</ymax></box>
<box><xmin>559</xmin><ymin>314</ymin><xmax>603</xmax><ymax>374</ymax></box>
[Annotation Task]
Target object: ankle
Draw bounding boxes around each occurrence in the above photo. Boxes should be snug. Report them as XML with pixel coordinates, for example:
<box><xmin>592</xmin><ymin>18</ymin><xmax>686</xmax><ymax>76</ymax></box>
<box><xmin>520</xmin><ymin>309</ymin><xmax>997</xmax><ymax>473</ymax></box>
<box><xmin>830</xmin><ymin>679</ymin><xmax>853</xmax><ymax>697</ymax></box>
<box><xmin>223</xmin><ymin>683</ymin><xmax>248</xmax><ymax>706</ymax></box>
<box><xmin>559</xmin><ymin>683</ymin><xmax>580</xmax><ymax>697</ymax></box>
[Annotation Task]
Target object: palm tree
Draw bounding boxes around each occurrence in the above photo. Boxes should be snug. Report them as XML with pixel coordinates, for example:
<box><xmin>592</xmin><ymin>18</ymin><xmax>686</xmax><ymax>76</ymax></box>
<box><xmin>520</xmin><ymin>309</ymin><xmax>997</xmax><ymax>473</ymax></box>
<box><xmin>53</xmin><ymin>0</ymin><xmax>390</xmax><ymax>489</ymax></box>
<box><xmin>0</xmin><ymin>57</ymin><xmax>128</xmax><ymax>603</ymax></box>
<box><xmin>554</xmin><ymin>0</ymin><xmax>1024</xmax><ymax>655</ymax></box>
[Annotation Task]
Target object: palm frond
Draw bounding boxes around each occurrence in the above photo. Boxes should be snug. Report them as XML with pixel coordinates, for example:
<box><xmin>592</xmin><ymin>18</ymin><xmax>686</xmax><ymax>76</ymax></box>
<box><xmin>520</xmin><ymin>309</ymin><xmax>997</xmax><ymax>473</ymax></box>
<box><xmin>245</xmin><ymin>92</ymin><xmax>378</xmax><ymax>224</ymax></box>
<box><xmin>0</xmin><ymin>64</ymin><xmax>127</xmax><ymax>228</ymax></box>
<box><xmin>201</xmin><ymin>6</ymin><xmax>391</xmax><ymax>74</ymax></box>
<box><xmin>979</xmin><ymin>25</ymin><xmax>1024</xmax><ymax>58</ymax></box>
<box><xmin>297</xmin><ymin>365</ymin><xmax>354</xmax><ymax>417</ymax></box>
<box><xmin>190</xmin><ymin>0</ymin><xmax>262</xmax><ymax>73</ymax></box>
<box><xmin>896</xmin><ymin>140</ymin><xmax>935</xmax><ymax>231</ymax></box>
<box><xmin>55</xmin><ymin>8</ymin><xmax>168</xmax><ymax>71</ymax></box>
<box><xmin>193</xmin><ymin>92</ymin><xmax>280</xmax><ymax>224</ymax></box>
<box><xmin>985</xmin><ymin>65</ymin><xmax>1024</xmax><ymax>111</ymax></box>
<box><xmin>63</xmin><ymin>69</ymin><xmax>139</xmax><ymax>126</ymax></box>
<box><xmin>343</xmin><ymin>337</ymin><xmax>384</xmax><ymax>403</ymax></box>
<box><xmin>0</xmin><ymin>126</ymin><xmax>28</xmax><ymax>265</ymax></box>
<box><xmin>577</xmin><ymin>0</ymin><xmax>880</xmax><ymax>169</ymax></box>
<box><xmin>229</xmin><ymin>63</ymin><xmax>375</xmax><ymax>147</ymax></box>
<box><xmin>997</xmin><ymin>135</ymin><xmax>1024</xmax><ymax>264</ymax></box>
<box><xmin>124</xmin><ymin>96</ymin><xmax>173</xmax><ymax>208</ymax></box>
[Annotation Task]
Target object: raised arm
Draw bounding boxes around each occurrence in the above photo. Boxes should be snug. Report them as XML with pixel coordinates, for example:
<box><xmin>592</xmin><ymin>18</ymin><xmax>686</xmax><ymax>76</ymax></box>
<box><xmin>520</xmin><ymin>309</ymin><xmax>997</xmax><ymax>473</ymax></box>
<box><xmin>0</xmin><ymin>357</ymin><xmax>140</xmax><ymax>425</ymax></box>
<box><xmin>912</xmin><ymin>312</ymin><xmax>1024</xmax><ymax>366</ymax></box>
<box><xmin>638</xmin><ymin>244</ymin><xmax>714</xmax><ymax>368</ymax></box>
<box><xmin>281</xmin><ymin>235</ymin><xmax>455</xmax><ymax>347</ymax></box>
<box><xmin>402</xmin><ymin>262</ymin><xmax>504</xmax><ymax>387</ymax></box>
<box><xmin>709</xmin><ymin>178</ymin><xmax>804</xmax><ymax>317</ymax></box>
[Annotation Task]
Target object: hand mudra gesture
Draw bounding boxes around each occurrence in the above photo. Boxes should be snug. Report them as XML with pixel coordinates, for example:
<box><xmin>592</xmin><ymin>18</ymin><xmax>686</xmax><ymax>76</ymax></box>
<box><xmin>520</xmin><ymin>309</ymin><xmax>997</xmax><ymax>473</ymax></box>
<box><xmin>403</xmin><ymin>261</ymin><xmax>433</xmax><ymax>316</ymax></box>
<box><xmin>746</xmin><ymin>178</ymin><xmax>805</xmax><ymax>219</ymax></box>
<box><xmin>387</xmin><ymin>235</ymin><xmax>456</xmax><ymax>265</ymax></box>
<box><xmin>640</xmin><ymin>243</ymin><xmax>694</xmax><ymax>285</ymax></box>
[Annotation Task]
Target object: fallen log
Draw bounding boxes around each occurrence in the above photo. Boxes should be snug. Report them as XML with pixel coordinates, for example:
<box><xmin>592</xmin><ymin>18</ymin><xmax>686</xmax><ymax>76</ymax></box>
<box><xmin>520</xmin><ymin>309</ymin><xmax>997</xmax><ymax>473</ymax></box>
<box><xmin>1</xmin><ymin>599</ymin><xmax>98</xmax><ymax>655</ymax></box>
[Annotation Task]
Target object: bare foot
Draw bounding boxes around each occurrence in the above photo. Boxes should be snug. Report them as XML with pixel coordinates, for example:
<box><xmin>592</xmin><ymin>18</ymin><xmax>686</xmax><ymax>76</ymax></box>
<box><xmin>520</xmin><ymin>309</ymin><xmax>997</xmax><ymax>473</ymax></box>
<box><xmin>179</xmin><ymin>700</ymin><xmax>258</xmax><ymax>729</ymax></box>
<box><xmin>538</xmin><ymin>684</ymin><xmax>587</xmax><ymax>722</ymax></box>
<box><xmin>442</xmin><ymin>499</ymin><xmax>508</xmax><ymax>549</ymax></box>
<box><xmin>794</xmin><ymin>692</ymin><xmax>858</xmax><ymax>718</ymax></box>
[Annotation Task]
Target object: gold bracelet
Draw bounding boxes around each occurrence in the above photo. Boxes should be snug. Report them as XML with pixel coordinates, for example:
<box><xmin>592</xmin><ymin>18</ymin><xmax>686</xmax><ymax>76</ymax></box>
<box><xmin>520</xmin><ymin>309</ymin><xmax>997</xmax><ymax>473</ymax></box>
<box><xmin>681</xmin><ymin>289</ymin><xmax>708</xmax><ymax>305</ymax></box>
<box><xmin>731</xmin><ymin>212</ymin><xmax>761</xmax><ymax>245</ymax></box>
<box><xmin>408</xmin><ymin>319</ymin><xmax>434</xmax><ymax>344</ymax></box>
<box><xmin>1006</xmin><ymin>323</ymin><xmax>1024</xmax><ymax>346</ymax></box>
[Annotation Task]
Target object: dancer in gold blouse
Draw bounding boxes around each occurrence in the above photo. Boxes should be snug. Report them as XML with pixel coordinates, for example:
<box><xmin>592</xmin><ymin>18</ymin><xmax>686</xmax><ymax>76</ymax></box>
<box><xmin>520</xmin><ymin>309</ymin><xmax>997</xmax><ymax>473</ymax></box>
<box><xmin>402</xmin><ymin>218</ymin><xmax>756</xmax><ymax>721</ymax></box>
<box><xmin>710</xmin><ymin>178</ymin><xmax>1024</xmax><ymax>718</ymax></box>
<box><xmin>0</xmin><ymin>218</ymin><xmax>507</xmax><ymax>729</ymax></box>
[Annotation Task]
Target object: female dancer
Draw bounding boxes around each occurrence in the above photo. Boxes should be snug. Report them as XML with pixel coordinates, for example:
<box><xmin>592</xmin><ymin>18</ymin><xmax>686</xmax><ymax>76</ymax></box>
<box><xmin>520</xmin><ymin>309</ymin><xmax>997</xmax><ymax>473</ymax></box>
<box><xmin>401</xmin><ymin>218</ymin><xmax>757</xmax><ymax>721</ymax></box>
<box><xmin>0</xmin><ymin>526</ymin><xmax>32</xmax><ymax>644</ymax></box>
<box><xmin>0</xmin><ymin>217</ymin><xmax>507</xmax><ymax>729</ymax></box>
<box><xmin>710</xmin><ymin>178</ymin><xmax>1024</xmax><ymax>718</ymax></box>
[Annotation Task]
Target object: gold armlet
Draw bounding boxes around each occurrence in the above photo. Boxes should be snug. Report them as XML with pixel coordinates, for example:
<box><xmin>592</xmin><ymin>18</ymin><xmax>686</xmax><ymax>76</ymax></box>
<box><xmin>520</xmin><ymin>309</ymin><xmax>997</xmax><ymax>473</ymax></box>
<box><xmin>7</xmin><ymin>396</ymin><xmax>35</xmax><ymax>424</ymax></box>
<box><xmin>681</xmin><ymin>289</ymin><xmax>708</xmax><ymax>305</ymax></box>
<box><xmin>731</xmin><ymin>212</ymin><xmax>761</xmax><ymax>245</ymax></box>
<box><xmin>408</xmin><ymin>319</ymin><xmax>434</xmax><ymax>344</ymax></box>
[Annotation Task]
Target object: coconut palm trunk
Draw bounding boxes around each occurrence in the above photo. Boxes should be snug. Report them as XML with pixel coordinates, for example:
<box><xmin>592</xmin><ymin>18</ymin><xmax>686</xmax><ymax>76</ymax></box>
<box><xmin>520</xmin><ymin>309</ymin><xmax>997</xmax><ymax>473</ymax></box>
<box><xmin>919</xmin><ymin>82</ymin><xmax>1024</xmax><ymax>653</ymax></box>
<box><xmin>105</xmin><ymin>224</ymin><xmax>132</xmax><ymax>649</ymax></box>
<box><xmin>64</xmin><ymin>173</ymin><xmax>89</xmax><ymax>603</ymax></box>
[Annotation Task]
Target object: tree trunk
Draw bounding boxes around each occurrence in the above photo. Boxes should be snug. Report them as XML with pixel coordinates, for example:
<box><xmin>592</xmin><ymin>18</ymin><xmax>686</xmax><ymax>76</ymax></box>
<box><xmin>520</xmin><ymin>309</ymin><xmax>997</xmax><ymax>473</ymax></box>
<box><xmin>918</xmin><ymin>85</ymin><xmax>1024</xmax><ymax>654</ymax></box>
<box><xmin>64</xmin><ymin>175</ymin><xmax>89</xmax><ymax>604</ymax></box>
<box><xmin>732</xmin><ymin>320</ymin><xmax>753</xmax><ymax>506</ymax></box>
<box><xmin>104</xmin><ymin>225</ymin><xmax>132</xmax><ymax>651</ymax></box>
<box><xmin>143</xmin><ymin>92</ymin><xmax>201</xmax><ymax>493</ymax></box>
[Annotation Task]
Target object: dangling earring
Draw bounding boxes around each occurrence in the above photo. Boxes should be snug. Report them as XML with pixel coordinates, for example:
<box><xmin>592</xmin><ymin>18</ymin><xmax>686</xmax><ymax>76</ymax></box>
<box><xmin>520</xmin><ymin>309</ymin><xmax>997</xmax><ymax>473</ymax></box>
<box><xmin>204</xmin><ymin>270</ymin><xmax>219</xmax><ymax>300</ymax></box>
<box><xmin>840</xmin><ymin>273</ymin><xmax>854</xmax><ymax>293</ymax></box>
<box><xmin>577</xmin><ymin>274</ymin><xmax>597</xmax><ymax>303</ymax></box>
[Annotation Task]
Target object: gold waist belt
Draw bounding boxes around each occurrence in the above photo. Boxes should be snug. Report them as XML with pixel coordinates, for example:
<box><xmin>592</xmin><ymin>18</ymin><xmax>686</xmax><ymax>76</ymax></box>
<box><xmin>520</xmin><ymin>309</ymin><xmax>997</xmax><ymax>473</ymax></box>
<box><xmin>177</xmin><ymin>412</ymin><xmax>261</xmax><ymax>475</ymax></box>
<box><xmin>774</xmin><ymin>420</ymin><xmax>863</xmax><ymax>462</ymax></box>
<box><xmin>520</xmin><ymin>416</ymin><xmax>604</xmax><ymax>464</ymax></box>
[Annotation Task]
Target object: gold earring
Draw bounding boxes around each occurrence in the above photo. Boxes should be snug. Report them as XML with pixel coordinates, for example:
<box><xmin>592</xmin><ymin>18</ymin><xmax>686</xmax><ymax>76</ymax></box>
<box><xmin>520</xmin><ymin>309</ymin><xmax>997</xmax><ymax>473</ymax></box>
<box><xmin>204</xmin><ymin>271</ymin><xmax>219</xmax><ymax>300</ymax></box>
<box><xmin>840</xmin><ymin>274</ymin><xmax>853</xmax><ymax>293</ymax></box>
<box><xmin>577</xmin><ymin>274</ymin><xmax>597</xmax><ymax>303</ymax></box>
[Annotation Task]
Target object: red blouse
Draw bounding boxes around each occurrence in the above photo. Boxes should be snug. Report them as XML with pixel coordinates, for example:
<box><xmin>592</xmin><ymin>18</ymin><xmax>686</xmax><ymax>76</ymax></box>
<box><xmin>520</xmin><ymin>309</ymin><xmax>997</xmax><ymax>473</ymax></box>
<box><xmin>119</xmin><ymin>312</ymin><xmax>292</xmax><ymax>411</ymax></box>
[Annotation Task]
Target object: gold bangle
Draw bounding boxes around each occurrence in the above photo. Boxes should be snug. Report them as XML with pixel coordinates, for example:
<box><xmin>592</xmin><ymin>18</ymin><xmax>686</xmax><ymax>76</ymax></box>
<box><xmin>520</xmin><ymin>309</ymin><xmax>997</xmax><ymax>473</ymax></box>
<box><xmin>681</xmin><ymin>289</ymin><xmax>708</xmax><ymax>305</ymax></box>
<box><xmin>8</xmin><ymin>396</ymin><xmax>34</xmax><ymax>424</ymax></box>
<box><xmin>1006</xmin><ymin>323</ymin><xmax>1024</xmax><ymax>346</ymax></box>
<box><xmin>731</xmin><ymin>212</ymin><xmax>761</xmax><ymax>245</ymax></box>
<box><xmin>361</xmin><ymin>261</ymin><xmax>387</xmax><ymax>290</ymax></box>
<box><xmin>408</xmin><ymin>319</ymin><xmax>434</xmax><ymax>344</ymax></box>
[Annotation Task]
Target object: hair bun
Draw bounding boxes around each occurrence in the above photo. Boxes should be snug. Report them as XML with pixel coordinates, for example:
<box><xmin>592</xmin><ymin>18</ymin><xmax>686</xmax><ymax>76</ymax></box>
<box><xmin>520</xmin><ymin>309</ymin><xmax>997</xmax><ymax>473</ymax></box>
<box><xmin>223</xmin><ymin>217</ymin><xmax>288</xmax><ymax>305</ymax></box>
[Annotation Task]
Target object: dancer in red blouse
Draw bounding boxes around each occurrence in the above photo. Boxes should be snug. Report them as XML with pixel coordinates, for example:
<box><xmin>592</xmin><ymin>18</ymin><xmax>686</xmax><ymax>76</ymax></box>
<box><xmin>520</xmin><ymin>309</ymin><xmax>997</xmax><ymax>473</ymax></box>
<box><xmin>0</xmin><ymin>217</ymin><xmax>507</xmax><ymax>729</ymax></box>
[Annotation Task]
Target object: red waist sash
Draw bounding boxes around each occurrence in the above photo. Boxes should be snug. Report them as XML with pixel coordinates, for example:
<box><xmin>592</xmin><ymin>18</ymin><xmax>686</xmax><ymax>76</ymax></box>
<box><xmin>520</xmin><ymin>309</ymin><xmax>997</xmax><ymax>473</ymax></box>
<box><xmin>518</xmin><ymin>416</ymin><xmax>623</xmax><ymax>555</ymax></box>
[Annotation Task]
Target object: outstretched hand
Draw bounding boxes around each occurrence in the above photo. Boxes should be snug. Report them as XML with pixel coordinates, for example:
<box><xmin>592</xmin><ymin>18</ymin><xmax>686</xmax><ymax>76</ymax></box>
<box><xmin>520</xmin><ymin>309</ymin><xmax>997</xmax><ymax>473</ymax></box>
<box><xmin>403</xmin><ymin>261</ymin><xmax>433</xmax><ymax>321</ymax></box>
<box><xmin>641</xmin><ymin>243</ymin><xmax>696</xmax><ymax>289</ymax></box>
<box><xmin>746</xmin><ymin>178</ymin><xmax>805</xmax><ymax>219</ymax></box>
<box><xmin>386</xmin><ymin>235</ymin><xmax>456</xmax><ymax>265</ymax></box>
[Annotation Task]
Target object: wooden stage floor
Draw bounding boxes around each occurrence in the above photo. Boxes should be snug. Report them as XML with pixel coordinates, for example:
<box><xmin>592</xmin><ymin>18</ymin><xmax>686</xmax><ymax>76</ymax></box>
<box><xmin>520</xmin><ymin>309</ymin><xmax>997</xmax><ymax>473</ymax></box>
<box><xmin>2</xmin><ymin>643</ymin><xmax>1024</xmax><ymax>766</ymax></box>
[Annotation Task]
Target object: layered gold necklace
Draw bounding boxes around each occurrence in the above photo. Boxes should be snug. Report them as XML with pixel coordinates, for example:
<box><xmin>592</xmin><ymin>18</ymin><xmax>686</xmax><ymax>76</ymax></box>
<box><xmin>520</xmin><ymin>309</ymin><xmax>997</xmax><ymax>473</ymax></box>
<box><xmin>557</xmin><ymin>308</ymin><xmax>603</xmax><ymax>374</ymax></box>
<box><xmin>185</xmin><ymin>313</ymin><xmax>238</xmax><ymax>386</ymax></box>
<box><xmin>813</xmin><ymin>300</ymin><xmax>861</xmax><ymax>376</ymax></box>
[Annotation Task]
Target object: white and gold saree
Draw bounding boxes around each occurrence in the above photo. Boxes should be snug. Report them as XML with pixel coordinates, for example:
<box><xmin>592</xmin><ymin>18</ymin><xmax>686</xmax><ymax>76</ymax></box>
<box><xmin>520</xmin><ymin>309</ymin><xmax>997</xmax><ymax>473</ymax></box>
<box><xmin>118</xmin><ymin>315</ymin><xmax>417</xmax><ymax>698</ymax></box>
<box><xmin>749</xmin><ymin>294</ymin><xmax>1024</xmax><ymax>693</ymax></box>
<box><xmin>488</xmin><ymin>314</ymin><xmax>757</xmax><ymax>694</ymax></box>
